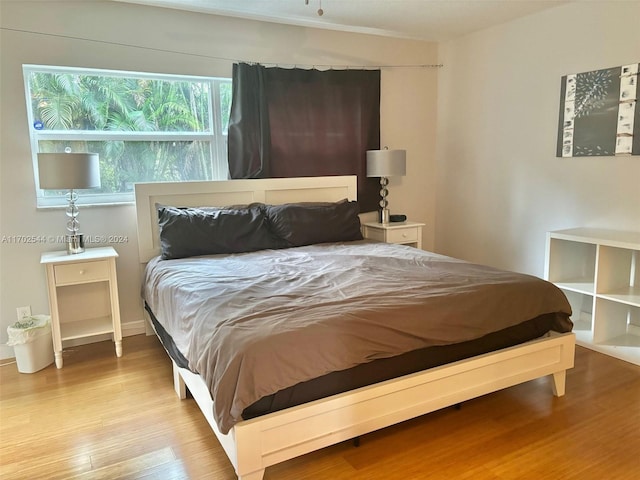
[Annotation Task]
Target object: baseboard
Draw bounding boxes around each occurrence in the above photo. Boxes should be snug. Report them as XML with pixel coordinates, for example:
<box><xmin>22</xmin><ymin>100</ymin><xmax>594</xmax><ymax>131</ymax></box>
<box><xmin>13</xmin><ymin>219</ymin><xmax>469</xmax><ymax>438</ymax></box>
<box><xmin>123</xmin><ymin>319</ymin><xmax>146</xmax><ymax>337</ymax></box>
<box><xmin>0</xmin><ymin>319</ymin><xmax>146</xmax><ymax>361</ymax></box>
<box><xmin>62</xmin><ymin>319</ymin><xmax>145</xmax><ymax>348</ymax></box>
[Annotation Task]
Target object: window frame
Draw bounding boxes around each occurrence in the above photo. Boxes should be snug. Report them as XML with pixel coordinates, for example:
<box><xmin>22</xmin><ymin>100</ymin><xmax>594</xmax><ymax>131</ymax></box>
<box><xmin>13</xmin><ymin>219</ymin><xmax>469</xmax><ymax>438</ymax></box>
<box><xmin>23</xmin><ymin>65</ymin><xmax>231</xmax><ymax>207</ymax></box>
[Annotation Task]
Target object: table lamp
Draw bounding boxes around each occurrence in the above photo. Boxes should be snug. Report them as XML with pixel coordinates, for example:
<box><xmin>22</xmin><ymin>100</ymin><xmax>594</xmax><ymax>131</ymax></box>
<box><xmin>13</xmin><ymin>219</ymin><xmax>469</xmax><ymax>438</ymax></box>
<box><xmin>366</xmin><ymin>147</ymin><xmax>406</xmax><ymax>223</ymax></box>
<box><xmin>38</xmin><ymin>153</ymin><xmax>101</xmax><ymax>254</ymax></box>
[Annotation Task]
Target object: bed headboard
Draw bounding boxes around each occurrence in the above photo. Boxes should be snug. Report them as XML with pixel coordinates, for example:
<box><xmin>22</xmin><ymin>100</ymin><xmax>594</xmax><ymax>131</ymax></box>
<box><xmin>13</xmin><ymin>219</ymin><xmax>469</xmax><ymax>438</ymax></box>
<box><xmin>134</xmin><ymin>175</ymin><xmax>358</xmax><ymax>263</ymax></box>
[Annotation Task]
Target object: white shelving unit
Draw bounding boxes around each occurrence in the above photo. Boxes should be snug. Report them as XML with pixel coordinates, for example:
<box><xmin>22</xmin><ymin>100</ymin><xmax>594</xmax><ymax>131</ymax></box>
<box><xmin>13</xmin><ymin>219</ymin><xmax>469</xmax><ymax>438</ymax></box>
<box><xmin>545</xmin><ymin>228</ymin><xmax>640</xmax><ymax>365</ymax></box>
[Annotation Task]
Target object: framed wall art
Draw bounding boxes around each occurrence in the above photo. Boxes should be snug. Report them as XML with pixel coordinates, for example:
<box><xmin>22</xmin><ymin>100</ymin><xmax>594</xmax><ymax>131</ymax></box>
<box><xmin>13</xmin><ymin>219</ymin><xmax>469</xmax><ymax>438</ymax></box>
<box><xmin>557</xmin><ymin>62</ymin><xmax>639</xmax><ymax>157</ymax></box>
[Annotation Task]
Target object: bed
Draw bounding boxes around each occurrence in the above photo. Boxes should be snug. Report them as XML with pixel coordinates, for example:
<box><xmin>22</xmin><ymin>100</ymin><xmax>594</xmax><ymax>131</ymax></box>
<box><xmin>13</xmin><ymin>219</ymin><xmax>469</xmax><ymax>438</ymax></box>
<box><xmin>135</xmin><ymin>175</ymin><xmax>575</xmax><ymax>480</ymax></box>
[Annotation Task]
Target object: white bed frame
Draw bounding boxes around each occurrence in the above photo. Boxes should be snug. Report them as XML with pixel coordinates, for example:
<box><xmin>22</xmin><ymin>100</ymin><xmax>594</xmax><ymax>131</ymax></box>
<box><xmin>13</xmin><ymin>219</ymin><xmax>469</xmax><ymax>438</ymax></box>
<box><xmin>135</xmin><ymin>175</ymin><xmax>575</xmax><ymax>480</ymax></box>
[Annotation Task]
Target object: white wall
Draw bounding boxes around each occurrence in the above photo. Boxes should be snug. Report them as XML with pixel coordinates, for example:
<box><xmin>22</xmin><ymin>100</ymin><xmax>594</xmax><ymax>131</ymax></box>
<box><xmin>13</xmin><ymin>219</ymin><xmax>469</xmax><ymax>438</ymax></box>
<box><xmin>436</xmin><ymin>1</ymin><xmax>640</xmax><ymax>276</ymax></box>
<box><xmin>0</xmin><ymin>1</ymin><xmax>437</xmax><ymax>358</ymax></box>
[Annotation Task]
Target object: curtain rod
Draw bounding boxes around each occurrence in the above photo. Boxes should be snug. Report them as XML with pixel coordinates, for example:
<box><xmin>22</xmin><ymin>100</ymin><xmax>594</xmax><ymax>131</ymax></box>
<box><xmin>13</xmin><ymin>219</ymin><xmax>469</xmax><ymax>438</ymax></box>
<box><xmin>255</xmin><ymin>63</ymin><xmax>443</xmax><ymax>69</ymax></box>
<box><xmin>2</xmin><ymin>27</ymin><xmax>444</xmax><ymax>70</ymax></box>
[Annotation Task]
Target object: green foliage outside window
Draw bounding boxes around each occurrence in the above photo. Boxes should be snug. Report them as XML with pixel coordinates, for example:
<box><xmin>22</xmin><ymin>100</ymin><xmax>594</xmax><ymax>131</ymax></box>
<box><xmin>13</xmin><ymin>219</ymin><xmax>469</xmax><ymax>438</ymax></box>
<box><xmin>26</xmin><ymin>67</ymin><xmax>231</xmax><ymax>200</ymax></box>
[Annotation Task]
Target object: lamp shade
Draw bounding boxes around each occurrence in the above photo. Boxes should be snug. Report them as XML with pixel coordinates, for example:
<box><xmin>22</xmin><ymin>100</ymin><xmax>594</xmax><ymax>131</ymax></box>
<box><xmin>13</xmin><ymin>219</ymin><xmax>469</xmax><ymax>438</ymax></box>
<box><xmin>38</xmin><ymin>153</ymin><xmax>101</xmax><ymax>190</ymax></box>
<box><xmin>366</xmin><ymin>149</ymin><xmax>406</xmax><ymax>177</ymax></box>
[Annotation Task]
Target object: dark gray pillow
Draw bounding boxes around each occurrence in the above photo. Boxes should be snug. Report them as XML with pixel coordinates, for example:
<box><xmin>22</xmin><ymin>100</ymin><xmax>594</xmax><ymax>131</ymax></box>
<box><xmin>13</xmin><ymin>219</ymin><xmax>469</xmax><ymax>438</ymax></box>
<box><xmin>263</xmin><ymin>200</ymin><xmax>363</xmax><ymax>247</ymax></box>
<box><xmin>157</xmin><ymin>204</ymin><xmax>284</xmax><ymax>260</ymax></box>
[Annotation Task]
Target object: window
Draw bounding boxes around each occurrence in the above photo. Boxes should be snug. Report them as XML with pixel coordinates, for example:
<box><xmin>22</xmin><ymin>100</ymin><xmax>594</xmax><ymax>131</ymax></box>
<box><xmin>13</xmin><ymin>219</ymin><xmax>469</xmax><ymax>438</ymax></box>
<box><xmin>24</xmin><ymin>65</ymin><xmax>232</xmax><ymax>206</ymax></box>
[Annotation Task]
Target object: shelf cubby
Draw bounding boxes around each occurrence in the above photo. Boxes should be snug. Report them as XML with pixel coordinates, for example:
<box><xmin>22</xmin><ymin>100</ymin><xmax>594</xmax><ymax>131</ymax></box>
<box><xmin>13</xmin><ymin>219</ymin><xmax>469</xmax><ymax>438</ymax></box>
<box><xmin>546</xmin><ymin>228</ymin><xmax>640</xmax><ymax>365</ymax></box>
<box><xmin>546</xmin><ymin>238</ymin><xmax>596</xmax><ymax>294</ymax></box>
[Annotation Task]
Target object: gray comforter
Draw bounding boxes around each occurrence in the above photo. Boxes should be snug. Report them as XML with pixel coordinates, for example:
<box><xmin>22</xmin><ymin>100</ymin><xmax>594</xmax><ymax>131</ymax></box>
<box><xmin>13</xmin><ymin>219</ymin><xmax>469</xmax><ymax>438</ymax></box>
<box><xmin>142</xmin><ymin>240</ymin><xmax>572</xmax><ymax>434</ymax></box>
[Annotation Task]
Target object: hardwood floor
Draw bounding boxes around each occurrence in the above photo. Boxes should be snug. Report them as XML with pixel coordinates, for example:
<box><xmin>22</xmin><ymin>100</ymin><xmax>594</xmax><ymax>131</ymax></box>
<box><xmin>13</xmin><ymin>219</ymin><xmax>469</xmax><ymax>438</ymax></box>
<box><xmin>1</xmin><ymin>335</ymin><xmax>638</xmax><ymax>480</ymax></box>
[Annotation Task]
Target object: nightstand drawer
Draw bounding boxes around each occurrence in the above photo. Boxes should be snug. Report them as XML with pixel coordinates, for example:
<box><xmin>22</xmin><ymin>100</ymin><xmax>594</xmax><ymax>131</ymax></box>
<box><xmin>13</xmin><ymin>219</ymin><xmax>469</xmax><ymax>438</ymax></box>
<box><xmin>362</xmin><ymin>221</ymin><xmax>425</xmax><ymax>249</ymax></box>
<box><xmin>54</xmin><ymin>260</ymin><xmax>110</xmax><ymax>285</ymax></box>
<box><xmin>387</xmin><ymin>228</ymin><xmax>418</xmax><ymax>244</ymax></box>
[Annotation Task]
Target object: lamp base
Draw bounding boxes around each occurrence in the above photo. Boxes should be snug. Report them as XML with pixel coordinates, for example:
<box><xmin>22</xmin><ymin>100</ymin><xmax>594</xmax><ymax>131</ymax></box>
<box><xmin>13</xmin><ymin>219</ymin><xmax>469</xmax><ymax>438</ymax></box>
<box><xmin>379</xmin><ymin>208</ymin><xmax>390</xmax><ymax>224</ymax></box>
<box><xmin>66</xmin><ymin>234</ymin><xmax>85</xmax><ymax>255</ymax></box>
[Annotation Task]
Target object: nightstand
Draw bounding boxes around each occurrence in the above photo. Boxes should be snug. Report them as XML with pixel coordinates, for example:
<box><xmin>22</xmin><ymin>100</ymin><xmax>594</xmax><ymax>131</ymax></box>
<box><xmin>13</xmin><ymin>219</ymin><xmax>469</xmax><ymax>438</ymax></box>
<box><xmin>362</xmin><ymin>221</ymin><xmax>425</xmax><ymax>249</ymax></box>
<box><xmin>41</xmin><ymin>246</ymin><xmax>122</xmax><ymax>368</ymax></box>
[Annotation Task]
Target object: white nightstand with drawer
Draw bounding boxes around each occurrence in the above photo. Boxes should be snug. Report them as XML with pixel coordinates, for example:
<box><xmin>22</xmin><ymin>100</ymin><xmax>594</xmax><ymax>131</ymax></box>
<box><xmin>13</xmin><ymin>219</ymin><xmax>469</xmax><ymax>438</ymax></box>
<box><xmin>362</xmin><ymin>221</ymin><xmax>425</xmax><ymax>249</ymax></box>
<box><xmin>41</xmin><ymin>246</ymin><xmax>122</xmax><ymax>368</ymax></box>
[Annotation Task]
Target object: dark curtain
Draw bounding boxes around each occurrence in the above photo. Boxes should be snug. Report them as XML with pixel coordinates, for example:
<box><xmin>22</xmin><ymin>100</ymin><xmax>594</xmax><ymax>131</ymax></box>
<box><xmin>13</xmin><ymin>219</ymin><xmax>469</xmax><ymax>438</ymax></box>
<box><xmin>227</xmin><ymin>63</ymin><xmax>380</xmax><ymax>212</ymax></box>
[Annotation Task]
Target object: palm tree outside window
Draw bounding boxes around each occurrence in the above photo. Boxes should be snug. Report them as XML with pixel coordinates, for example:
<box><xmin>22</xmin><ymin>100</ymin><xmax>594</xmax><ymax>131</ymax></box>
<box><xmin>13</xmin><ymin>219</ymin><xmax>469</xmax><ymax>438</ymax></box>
<box><xmin>24</xmin><ymin>65</ymin><xmax>232</xmax><ymax>206</ymax></box>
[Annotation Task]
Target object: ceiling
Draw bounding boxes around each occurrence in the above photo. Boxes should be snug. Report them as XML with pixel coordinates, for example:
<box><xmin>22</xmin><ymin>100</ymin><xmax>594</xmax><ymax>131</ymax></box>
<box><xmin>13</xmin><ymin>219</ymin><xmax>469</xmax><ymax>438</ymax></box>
<box><xmin>115</xmin><ymin>0</ymin><xmax>571</xmax><ymax>42</ymax></box>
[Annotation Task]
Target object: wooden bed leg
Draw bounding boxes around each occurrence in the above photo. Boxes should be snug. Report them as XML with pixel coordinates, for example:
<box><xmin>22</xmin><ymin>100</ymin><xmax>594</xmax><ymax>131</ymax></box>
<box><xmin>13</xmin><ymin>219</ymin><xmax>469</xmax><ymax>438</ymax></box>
<box><xmin>238</xmin><ymin>470</ymin><xmax>265</xmax><ymax>480</ymax></box>
<box><xmin>172</xmin><ymin>361</ymin><xmax>187</xmax><ymax>399</ymax></box>
<box><xmin>551</xmin><ymin>370</ymin><xmax>566</xmax><ymax>397</ymax></box>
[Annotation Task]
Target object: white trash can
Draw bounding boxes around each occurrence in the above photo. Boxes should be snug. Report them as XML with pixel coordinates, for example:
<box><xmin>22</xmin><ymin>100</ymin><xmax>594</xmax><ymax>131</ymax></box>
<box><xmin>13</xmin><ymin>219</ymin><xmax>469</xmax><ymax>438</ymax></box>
<box><xmin>7</xmin><ymin>315</ymin><xmax>54</xmax><ymax>373</ymax></box>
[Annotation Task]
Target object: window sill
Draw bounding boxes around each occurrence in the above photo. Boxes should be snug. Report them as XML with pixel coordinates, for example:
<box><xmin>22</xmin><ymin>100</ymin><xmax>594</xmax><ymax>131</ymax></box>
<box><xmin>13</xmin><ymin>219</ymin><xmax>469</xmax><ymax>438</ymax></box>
<box><xmin>37</xmin><ymin>201</ymin><xmax>135</xmax><ymax>211</ymax></box>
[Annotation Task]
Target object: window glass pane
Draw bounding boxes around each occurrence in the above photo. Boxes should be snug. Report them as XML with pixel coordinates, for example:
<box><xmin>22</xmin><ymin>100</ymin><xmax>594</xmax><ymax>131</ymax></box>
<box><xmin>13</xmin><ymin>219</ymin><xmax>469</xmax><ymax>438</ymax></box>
<box><xmin>26</xmin><ymin>65</ymin><xmax>230</xmax><ymax>206</ymax></box>
<box><xmin>29</xmin><ymin>71</ymin><xmax>211</xmax><ymax>133</ymax></box>
<box><xmin>220</xmin><ymin>81</ymin><xmax>232</xmax><ymax>133</ymax></box>
<box><xmin>38</xmin><ymin>140</ymin><xmax>213</xmax><ymax>195</ymax></box>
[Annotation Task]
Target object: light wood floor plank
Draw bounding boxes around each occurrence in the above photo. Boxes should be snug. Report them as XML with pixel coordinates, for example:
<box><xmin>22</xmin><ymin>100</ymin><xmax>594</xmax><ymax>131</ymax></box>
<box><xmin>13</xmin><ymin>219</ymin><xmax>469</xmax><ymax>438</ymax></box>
<box><xmin>1</xmin><ymin>334</ymin><xmax>638</xmax><ymax>479</ymax></box>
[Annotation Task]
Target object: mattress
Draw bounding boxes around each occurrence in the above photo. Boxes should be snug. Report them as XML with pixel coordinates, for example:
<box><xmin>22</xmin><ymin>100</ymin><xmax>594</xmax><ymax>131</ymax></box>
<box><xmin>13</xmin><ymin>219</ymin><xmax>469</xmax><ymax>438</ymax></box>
<box><xmin>147</xmin><ymin>304</ymin><xmax>567</xmax><ymax>420</ymax></box>
<box><xmin>142</xmin><ymin>240</ymin><xmax>573</xmax><ymax>434</ymax></box>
